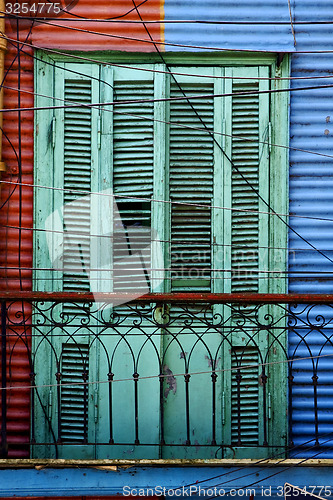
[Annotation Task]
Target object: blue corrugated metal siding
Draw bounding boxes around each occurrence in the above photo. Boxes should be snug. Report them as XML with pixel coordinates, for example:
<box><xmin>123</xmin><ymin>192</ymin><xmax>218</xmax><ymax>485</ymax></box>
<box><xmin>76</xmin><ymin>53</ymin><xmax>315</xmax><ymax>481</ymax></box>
<box><xmin>289</xmin><ymin>54</ymin><xmax>333</xmax><ymax>456</ymax></box>
<box><xmin>164</xmin><ymin>0</ymin><xmax>294</xmax><ymax>51</ymax></box>
<box><xmin>164</xmin><ymin>0</ymin><xmax>333</xmax><ymax>458</ymax></box>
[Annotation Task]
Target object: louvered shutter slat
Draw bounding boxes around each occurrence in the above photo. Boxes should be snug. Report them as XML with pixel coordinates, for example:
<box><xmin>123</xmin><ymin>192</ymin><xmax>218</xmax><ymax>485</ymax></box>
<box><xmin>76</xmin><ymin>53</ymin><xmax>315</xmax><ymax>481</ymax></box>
<box><xmin>170</xmin><ymin>83</ymin><xmax>214</xmax><ymax>292</ymax></box>
<box><xmin>231</xmin><ymin>347</ymin><xmax>260</xmax><ymax>445</ymax></box>
<box><xmin>60</xmin><ymin>344</ymin><xmax>89</xmax><ymax>443</ymax></box>
<box><xmin>63</xmin><ymin>80</ymin><xmax>92</xmax><ymax>301</ymax></box>
<box><xmin>113</xmin><ymin>80</ymin><xmax>154</xmax><ymax>296</ymax></box>
<box><xmin>231</xmin><ymin>82</ymin><xmax>260</xmax><ymax>292</ymax></box>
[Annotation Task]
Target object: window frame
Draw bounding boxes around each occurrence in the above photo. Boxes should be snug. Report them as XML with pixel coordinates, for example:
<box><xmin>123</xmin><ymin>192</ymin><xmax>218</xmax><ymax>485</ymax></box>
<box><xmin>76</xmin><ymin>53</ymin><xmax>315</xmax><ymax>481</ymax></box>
<box><xmin>33</xmin><ymin>51</ymin><xmax>290</xmax><ymax>459</ymax></box>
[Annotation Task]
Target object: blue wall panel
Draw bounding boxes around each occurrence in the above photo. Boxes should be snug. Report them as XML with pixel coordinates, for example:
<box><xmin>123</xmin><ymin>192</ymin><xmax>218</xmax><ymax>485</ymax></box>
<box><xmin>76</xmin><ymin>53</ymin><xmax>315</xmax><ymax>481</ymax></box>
<box><xmin>1</xmin><ymin>465</ymin><xmax>333</xmax><ymax>498</ymax></box>
<box><xmin>164</xmin><ymin>0</ymin><xmax>294</xmax><ymax>52</ymax></box>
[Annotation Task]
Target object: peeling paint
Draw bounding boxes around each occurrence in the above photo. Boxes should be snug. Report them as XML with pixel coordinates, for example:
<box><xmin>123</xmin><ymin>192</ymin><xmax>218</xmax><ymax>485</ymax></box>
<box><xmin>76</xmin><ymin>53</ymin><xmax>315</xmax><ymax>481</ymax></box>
<box><xmin>205</xmin><ymin>355</ymin><xmax>213</xmax><ymax>367</ymax></box>
<box><xmin>163</xmin><ymin>365</ymin><xmax>177</xmax><ymax>397</ymax></box>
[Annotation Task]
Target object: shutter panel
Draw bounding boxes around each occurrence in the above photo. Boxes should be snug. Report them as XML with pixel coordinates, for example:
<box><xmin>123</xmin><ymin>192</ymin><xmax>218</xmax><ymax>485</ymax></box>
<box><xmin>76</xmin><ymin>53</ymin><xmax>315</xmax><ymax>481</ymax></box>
<box><xmin>62</xmin><ymin>79</ymin><xmax>92</xmax><ymax>298</ymax></box>
<box><xmin>231</xmin><ymin>347</ymin><xmax>260</xmax><ymax>445</ymax></box>
<box><xmin>112</xmin><ymin>80</ymin><xmax>154</xmax><ymax>294</ymax></box>
<box><xmin>169</xmin><ymin>82</ymin><xmax>214</xmax><ymax>292</ymax></box>
<box><xmin>231</xmin><ymin>81</ymin><xmax>260</xmax><ymax>292</ymax></box>
<box><xmin>223</xmin><ymin>68</ymin><xmax>270</xmax><ymax>457</ymax></box>
<box><xmin>60</xmin><ymin>343</ymin><xmax>89</xmax><ymax>442</ymax></box>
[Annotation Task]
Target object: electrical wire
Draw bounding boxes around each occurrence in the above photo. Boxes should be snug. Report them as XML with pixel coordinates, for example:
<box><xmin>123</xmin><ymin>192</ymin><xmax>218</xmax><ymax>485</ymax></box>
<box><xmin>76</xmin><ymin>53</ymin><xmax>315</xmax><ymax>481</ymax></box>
<box><xmin>5</xmin><ymin>10</ymin><xmax>333</xmax><ymax>24</ymax></box>
<box><xmin>1</xmin><ymin>11</ymin><xmax>333</xmax><ymax>282</ymax></box>
<box><xmin>2</xmin><ymin>185</ymin><xmax>333</xmax><ymax>224</ymax></box>
<box><xmin>174</xmin><ymin>437</ymin><xmax>333</xmax><ymax>493</ymax></box>
<box><xmin>1</xmin><ymin>352</ymin><xmax>333</xmax><ymax>392</ymax></box>
<box><xmin>4</xmin><ymin>11</ymin><xmax>333</xmax><ymax>53</ymax></box>
<box><xmin>40</xmin><ymin>0</ymin><xmax>151</xmax><ymax>21</ymax></box>
<box><xmin>0</xmin><ymin>1</ymin><xmax>332</xmax><ymax>468</ymax></box>
<box><xmin>4</xmin><ymin>34</ymin><xmax>333</xmax><ymax>83</ymax></box>
<box><xmin>2</xmin><ymin>54</ymin><xmax>330</xmax><ymax>270</ymax></box>
<box><xmin>2</xmin><ymin>37</ymin><xmax>333</xmax><ymax>166</ymax></box>
<box><xmin>197</xmin><ymin>443</ymin><xmax>333</xmax><ymax>499</ymax></box>
<box><xmin>5</xmin><ymin>74</ymin><xmax>333</xmax><ymax>162</ymax></box>
<box><xmin>0</xmin><ymin>9</ymin><xmax>37</xmax><ymax>291</ymax></box>
<box><xmin>168</xmin><ymin>432</ymin><xmax>333</xmax><ymax>493</ymax></box>
<box><xmin>3</xmin><ymin>180</ymin><xmax>333</xmax><ymax>229</ymax></box>
<box><xmin>0</xmin><ymin>221</ymin><xmax>327</xmax><ymax>252</ymax></box>
<box><xmin>3</xmin><ymin>77</ymin><xmax>333</xmax><ymax>113</ymax></box>
<box><xmin>130</xmin><ymin>0</ymin><xmax>333</xmax><ymax>270</ymax></box>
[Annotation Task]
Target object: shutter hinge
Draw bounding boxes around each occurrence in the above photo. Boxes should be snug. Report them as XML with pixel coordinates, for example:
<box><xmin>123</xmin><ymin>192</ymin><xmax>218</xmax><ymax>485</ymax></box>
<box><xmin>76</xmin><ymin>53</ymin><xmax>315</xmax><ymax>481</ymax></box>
<box><xmin>268</xmin><ymin>392</ymin><xmax>272</xmax><ymax>420</ymax></box>
<box><xmin>52</xmin><ymin>117</ymin><xmax>56</xmax><ymax>148</ymax></box>
<box><xmin>222</xmin><ymin>391</ymin><xmax>225</xmax><ymax>425</ymax></box>
<box><xmin>268</xmin><ymin>122</ymin><xmax>272</xmax><ymax>153</ymax></box>
<box><xmin>97</xmin><ymin>114</ymin><xmax>101</xmax><ymax>149</ymax></box>
<box><xmin>48</xmin><ymin>389</ymin><xmax>52</xmax><ymax>417</ymax></box>
<box><xmin>94</xmin><ymin>387</ymin><xmax>98</xmax><ymax>423</ymax></box>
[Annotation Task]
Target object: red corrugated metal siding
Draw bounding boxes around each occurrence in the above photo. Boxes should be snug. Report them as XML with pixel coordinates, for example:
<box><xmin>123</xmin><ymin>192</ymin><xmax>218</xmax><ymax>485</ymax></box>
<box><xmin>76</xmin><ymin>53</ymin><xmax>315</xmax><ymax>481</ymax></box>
<box><xmin>0</xmin><ymin>20</ymin><xmax>34</xmax><ymax>458</ymax></box>
<box><xmin>32</xmin><ymin>0</ymin><xmax>164</xmax><ymax>51</ymax></box>
<box><xmin>0</xmin><ymin>2</ymin><xmax>164</xmax><ymax>458</ymax></box>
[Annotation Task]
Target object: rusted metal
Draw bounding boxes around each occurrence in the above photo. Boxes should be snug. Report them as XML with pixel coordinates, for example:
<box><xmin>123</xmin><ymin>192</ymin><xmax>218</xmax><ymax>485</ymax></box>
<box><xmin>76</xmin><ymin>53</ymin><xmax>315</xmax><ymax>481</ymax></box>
<box><xmin>0</xmin><ymin>18</ymin><xmax>34</xmax><ymax>459</ymax></box>
<box><xmin>0</xmin><ymin>0</ymin><xmax>7</xmax><ymax>180</ymax></box>
<box><xmin>1</xmin><ymin>291</ymin><xmax>333</xmax><ymax>304</ymax></box>
<box><xmin>31</xmin><ymin>0</ymin><xmax>164</xmax><ymax>51</ymax></box>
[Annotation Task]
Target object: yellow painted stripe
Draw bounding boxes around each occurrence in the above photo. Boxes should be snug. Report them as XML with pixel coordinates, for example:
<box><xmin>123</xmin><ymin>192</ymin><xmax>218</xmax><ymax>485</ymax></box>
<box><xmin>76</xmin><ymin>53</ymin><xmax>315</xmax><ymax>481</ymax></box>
<box><xmin>160</xmin><ymin>0</ymin><xmax>165</xmax><ymax>49</ymax></box>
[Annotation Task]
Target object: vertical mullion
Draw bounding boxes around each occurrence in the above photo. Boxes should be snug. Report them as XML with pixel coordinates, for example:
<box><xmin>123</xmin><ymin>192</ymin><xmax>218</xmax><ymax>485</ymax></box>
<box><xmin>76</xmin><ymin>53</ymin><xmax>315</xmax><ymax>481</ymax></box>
<box><xmin>33</xmin><ymin>56</ymin><xmax>59</xmax><ymax>457</ymax></box>
<box><xmin>152</xmin><ymin>64</ymin><xmax>168</xmax><ymax>455</ymax></box>
<box><xmin>51</xmin><ymin>63</ymin><xmax>66</xmax><ymax>454</ymax></box>
<box><xmin>212</xmin><ymin>66</ymin><xmax>224</xmax><ymax>450</ymax></box>
<box><xmin>212</xmin><ymin>66</ymin><xmax>224</xmax><ymax>294</ymax></box>
<box><xmin>98</xmin><ymin>65</ymin><xmax>114</xmax><ymax>451</ymax></box>
<box><xmin>222</xmin><ymin>68</ymin><xmax>233</xmax><ymax>456</ymax></box>
<box><xmin>268</xmin><ymin>58</ymin><xmax>289</xmax><ymax>455</ymax></box>
<box><xmin>152</xmin><ymin>64</ymin><xmax>168</xmax><ymax>293</ymax></box>
<box><xmin>53</xmin><ymin>63</ymin><xmax>65</xmax><ymax>294</ymax></box>
<box><xmin>258</xmin><ymin>66</ymin><xmax>270</xmax><ymax>294</ymax></box>
<box><xmin>223</xmin><ymin>68</ymin><xmax>233</xmax><ymax>294</ymax></box>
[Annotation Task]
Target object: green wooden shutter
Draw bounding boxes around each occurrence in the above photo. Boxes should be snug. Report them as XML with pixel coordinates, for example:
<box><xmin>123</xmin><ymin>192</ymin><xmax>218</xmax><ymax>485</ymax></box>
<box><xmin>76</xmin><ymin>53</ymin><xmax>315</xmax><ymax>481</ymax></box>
<box><xmin>33</xmin><ymin>65</ymin><xmax>100</xmax><ymax>458</ymax></box>
<box><xmin>62</xmin><ymin>78</ymin><xmax>92</xmax><ymax>298</ymax></box>
<box><xmin>231</xmin><ymin>80</ymin><xmax>260</xmax><ymax>292</ymax></box>
<box><xmin>231</xmin><ymin>347</ymin><xmax>260</xmax><ymax>446</ymax></box>
<box><xmin>60</xmin><ymin>343</ymin><xmax>89</xmax><ymax>442</ymax></box>
<box><xmin>223</xmin><ymin>67</ymin><xmax>270</xmax><ymax>458</ymax></box>
<box><xmin>224</xmin><ymin>67</ymin><xmax>270</xmax><ymax>294</ymax></box>
<box><xmin>112</xmin><ymin>77</ymin><xmax>154</xmax><ymax>294</ymax></box>
<box><xmin>169</xmin><ymin>80</ymin><xmax>214</xmax><ymax>292</ymax></box>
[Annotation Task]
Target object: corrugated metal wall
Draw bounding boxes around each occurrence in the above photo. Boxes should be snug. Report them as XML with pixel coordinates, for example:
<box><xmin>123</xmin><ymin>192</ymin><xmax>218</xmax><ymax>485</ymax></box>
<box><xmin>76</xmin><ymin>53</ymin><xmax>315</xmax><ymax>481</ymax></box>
<box><xmin>164</xmin><ymin>0</ymin><xmax>294</xmax><ymax>51</ymax></box>
<box><xmin>1</xmin><ymin>0</ymin><xmax>333</xmax><ymax>458</ymax></box>
<box><xmin>0</xmin><ymin>18</ymin><xmax>34</xmax><ymax>458</ymax></box>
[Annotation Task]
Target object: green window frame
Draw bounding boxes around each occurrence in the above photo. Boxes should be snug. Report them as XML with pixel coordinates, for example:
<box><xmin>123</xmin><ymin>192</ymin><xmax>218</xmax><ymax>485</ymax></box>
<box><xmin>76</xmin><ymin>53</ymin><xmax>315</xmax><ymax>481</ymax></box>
<box><xmin>33</xmin><ymin>52</ymin><xmax>290</xmax><ymax>459</ymax></box>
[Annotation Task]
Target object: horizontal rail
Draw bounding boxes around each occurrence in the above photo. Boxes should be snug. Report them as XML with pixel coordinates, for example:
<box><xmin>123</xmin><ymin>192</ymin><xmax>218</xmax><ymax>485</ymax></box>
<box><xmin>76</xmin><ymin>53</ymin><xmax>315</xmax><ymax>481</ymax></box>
<box><xmin>2</xmin><ymin>291</ymin><xmax>333</xmax><ymax>303</ymax></box>
<box><xmin>2</xmin><ymin>296</ymin><xmax>333</xmax><ymax>459</ymax></box>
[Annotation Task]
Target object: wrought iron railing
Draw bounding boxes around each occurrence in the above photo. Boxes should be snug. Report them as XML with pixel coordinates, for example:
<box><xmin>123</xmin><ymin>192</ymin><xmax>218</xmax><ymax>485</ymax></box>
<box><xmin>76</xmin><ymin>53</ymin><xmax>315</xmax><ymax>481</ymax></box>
<box><xmin>1</xmin><ymin>293</ymin><xmax>333</xmax><ymax>460</ymax></box>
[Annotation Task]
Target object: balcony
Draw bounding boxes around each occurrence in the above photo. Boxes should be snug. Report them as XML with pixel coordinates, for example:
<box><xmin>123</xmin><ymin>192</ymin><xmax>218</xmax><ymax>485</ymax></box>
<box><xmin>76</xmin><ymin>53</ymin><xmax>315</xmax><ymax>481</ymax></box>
<box><xmin>1</xmin><ymin>292</ymin><xmax>333</xmax><ymax>460</ymax></box>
